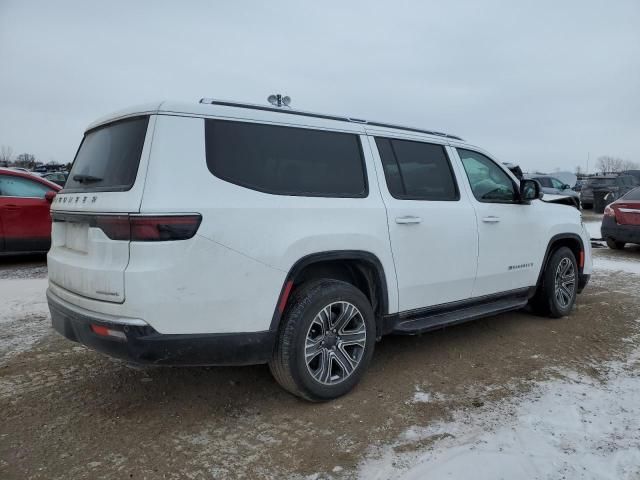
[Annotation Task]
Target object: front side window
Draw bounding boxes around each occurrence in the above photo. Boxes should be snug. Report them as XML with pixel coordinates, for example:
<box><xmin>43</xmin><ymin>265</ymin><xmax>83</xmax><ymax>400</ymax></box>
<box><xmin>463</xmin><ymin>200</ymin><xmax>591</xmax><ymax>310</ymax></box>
<box><xmin>0</xmin><ymin>175</ymin><xmax>50</xmax><ymax>198</ymax></box>
<box><xmin>375</xmin><ymin>137</ymin><xmax>458</xmax><ymax>201</ymax></box>
<box><xmin>205</xmin><ymin>120</ymin><xmax>367</xmax><ymax>197</ymax></box>
<box><xmin>457</xmin><ymin>149</ymin><xmax>517</xmax><ymax>203</ymax></box>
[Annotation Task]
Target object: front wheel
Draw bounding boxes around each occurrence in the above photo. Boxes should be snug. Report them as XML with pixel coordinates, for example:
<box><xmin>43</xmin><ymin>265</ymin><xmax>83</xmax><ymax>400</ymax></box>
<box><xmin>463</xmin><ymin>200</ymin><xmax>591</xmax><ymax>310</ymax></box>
<box><xmin>530</xmin><ymin>247</ymin><xmax>578</xmax><ymax>318</ymax></box>
<box><xmin>269</xmin><ymin>279</ymin><xmax>376</xmax><ymax>401</ymax></box>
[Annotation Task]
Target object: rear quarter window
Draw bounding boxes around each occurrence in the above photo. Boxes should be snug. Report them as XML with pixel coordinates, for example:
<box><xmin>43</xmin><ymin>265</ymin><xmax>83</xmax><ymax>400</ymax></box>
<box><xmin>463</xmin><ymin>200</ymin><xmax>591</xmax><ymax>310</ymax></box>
<box><xmin>204</xmin><ymin>119</ymin><xmax>367</xmax><ymax>198</ymax></box>
<box><xmin>65</xmin><ymin>116</ymin><xmax>149</xmax><ymax>193</ymax></box>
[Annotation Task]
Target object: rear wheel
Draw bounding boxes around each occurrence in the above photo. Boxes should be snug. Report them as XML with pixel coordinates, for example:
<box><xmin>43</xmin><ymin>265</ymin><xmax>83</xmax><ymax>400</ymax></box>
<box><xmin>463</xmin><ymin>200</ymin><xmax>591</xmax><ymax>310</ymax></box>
<box><xmin>606</xmin><ymin>238</ymin><xmax>626</xmax><ymax>250</ymax></box>
<box><xmin>269</xmin><ymin>279</ymin><xmax>376</xmax><ymax>401</ymax></box>
<box><xmin>530</xmin><ymin>247</ymin><xmax>578</xmax><ymax>318</ymax></box>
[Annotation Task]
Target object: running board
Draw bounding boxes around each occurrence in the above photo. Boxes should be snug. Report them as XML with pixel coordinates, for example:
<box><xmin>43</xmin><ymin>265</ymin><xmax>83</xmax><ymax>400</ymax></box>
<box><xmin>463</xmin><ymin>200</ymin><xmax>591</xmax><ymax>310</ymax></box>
<box><xmin>390</xmin><ymin>290</ymin><xmax>531</xmax><ymax>335</ymax></box>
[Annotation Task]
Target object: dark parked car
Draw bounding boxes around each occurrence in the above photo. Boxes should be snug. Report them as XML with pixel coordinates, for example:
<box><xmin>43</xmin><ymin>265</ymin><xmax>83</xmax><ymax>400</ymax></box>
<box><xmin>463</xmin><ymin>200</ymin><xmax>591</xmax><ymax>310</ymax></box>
<box><xmin>580</xmin><ymin>175</ymin><xmax>636</xmax><ymax>209</ymax></box>
<box><xmin>0</xmin><ymin>167</ymin><xmax>61</xmax><ymax>253</ymax></box>
<box><xmin>41</xmin><ymin>171</ymin><xmax>68</xmax><ymax>187</ymax></box>
<box><xmin>525</xmin><ymin>174</ymin><xmax>580</xmax><ymax>201</ymax></box>
<box><xmin>602</xmin><ymin>187</ymin><xmax>640</xmax><ymax>249</ymax></box>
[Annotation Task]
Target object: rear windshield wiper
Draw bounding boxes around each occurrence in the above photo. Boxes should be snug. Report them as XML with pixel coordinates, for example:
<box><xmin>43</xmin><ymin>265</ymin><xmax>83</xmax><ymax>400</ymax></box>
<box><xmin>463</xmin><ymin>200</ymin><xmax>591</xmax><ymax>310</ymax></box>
<box><xmin>72</xmin><ymin>174</ymin><xmax>103</xmax><ymax>183</ymax></box>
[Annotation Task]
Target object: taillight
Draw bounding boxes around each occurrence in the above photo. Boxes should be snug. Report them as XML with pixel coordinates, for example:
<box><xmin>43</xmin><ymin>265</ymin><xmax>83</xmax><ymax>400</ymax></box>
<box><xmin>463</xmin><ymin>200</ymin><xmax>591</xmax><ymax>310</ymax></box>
<box><xmin>95</xmin><ymin>214</ymin><xmax>201</xmax><ymax>241</ymax></box>
<box><xmin>94</xmin><ymin>215</ymin><xmax>131</xmax><ymax>240</ymax></box>
<box><xmin>130</xmin><ymin>215</ymin><xmax>202</xmax><ymax>241</ymax></box>
<box><xmin>604</xmin><ymin>205</ymin><xmax>616</xmax><ymax>219</ymax></box>
<box><xmin>52</xmin><ymin>213</ymin><xmax>202</xmax><ymax>241</ymax></box>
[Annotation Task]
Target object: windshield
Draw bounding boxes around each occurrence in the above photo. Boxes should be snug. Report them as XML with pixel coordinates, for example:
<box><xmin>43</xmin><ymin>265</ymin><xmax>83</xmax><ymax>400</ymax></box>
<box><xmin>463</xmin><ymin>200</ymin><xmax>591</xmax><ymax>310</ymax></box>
<box><xmin>65</xmin><ymin>116</ymin><xmax>149</xmax><ymax>192</ymax></box>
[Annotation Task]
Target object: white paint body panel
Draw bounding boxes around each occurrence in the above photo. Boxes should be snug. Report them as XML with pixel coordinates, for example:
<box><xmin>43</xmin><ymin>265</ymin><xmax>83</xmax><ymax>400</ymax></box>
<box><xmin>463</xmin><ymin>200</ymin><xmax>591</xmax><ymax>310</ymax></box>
<box><xmin>47</xmin><ymin>100</ymin><xmax>591</xmax><ymax>336</ymax></box>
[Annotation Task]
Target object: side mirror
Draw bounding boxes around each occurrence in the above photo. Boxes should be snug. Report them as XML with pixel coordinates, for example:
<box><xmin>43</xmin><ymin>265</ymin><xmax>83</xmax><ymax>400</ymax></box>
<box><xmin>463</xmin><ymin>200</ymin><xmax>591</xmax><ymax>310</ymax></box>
<box><xmin>520</xmin><ymin>179</ymin><xmax>543</xmax><ymax>203</ymax></box>
<box><xmin>562</xmin><ymin>184</ymin><xmax>570</xmax><ymax>190</ymax></box>
<box><xmin>45</xmin><ymin>190</ymin><xmax>57</xmax><ymax>203</ymax></box>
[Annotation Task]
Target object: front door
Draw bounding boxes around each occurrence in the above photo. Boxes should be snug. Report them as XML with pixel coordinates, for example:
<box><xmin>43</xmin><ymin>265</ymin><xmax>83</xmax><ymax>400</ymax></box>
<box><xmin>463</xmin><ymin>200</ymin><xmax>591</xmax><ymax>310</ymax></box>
<box><xmin>368</xmin><ymin>135</ymin><xmax>478</xmax><ymax>312</ymax></box>
<box><xmin>0</xmin><ymin>174</ymin><xmax>53</xmax><ymax>252</ymax></box>
<box><xmin>452</xmin><ymin>148</ymin><xmax>543</xmax><ymax>297</ymax></box>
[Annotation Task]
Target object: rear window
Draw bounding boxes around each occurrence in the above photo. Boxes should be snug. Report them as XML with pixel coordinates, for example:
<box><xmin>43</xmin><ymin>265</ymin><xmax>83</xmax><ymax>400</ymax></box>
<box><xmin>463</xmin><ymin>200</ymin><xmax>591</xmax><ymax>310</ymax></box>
<box><xmin>204</xmin><ymin>119</ymin><xmax>367</xmax><ymax>197</ymax></box>
<box><xmin>622</xmin><ymin>187</ymin><xmax>640</xmax><ymax>200</ymax></box>
<box><xmin>65</xmin><ymin>116</ymin><xmax>149</xmax><ymax>193</ymax></box>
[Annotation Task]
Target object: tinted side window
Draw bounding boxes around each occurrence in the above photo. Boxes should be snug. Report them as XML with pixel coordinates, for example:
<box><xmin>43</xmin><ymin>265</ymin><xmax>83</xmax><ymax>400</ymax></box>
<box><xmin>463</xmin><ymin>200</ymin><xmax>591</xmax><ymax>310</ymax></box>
<box><xmin>457</xmin><ymin>149</ymin><xmax>517</xmax><ymax>203</ymax></box>
<box><xmin>205</xmin><ymin>120</ymin><xmax>367</xmax><ymax>197</ymax></box>
<box><xmin>0</xmin><ymin>175</ymin><xmax>50</xmax><ymax>198</ymax></box>
<box><xmin>375</xmin><ymin>137</ymin><xmax>458</xmax><ymax>201</ymax></box>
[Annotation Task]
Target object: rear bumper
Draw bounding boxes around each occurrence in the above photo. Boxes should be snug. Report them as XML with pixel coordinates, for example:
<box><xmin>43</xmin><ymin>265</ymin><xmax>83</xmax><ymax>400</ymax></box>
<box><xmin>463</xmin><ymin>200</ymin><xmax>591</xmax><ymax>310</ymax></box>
<box><xmin>601</xmin><ymin>216</ymin><xmax>640</xmax><ymax>244</ymax></box>
<box><xmin>48</xmin><ymin>289</ymin><xmax>275</xmax><ymax>366</ymax></box>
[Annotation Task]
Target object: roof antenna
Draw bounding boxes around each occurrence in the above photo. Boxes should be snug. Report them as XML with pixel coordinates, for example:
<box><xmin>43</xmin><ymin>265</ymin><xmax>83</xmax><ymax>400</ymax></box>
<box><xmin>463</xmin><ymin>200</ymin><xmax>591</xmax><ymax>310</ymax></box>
<box><xmin>267</xmin><ymin>94</ymin><xmax>291</xmax><ymax>108</ymax></box>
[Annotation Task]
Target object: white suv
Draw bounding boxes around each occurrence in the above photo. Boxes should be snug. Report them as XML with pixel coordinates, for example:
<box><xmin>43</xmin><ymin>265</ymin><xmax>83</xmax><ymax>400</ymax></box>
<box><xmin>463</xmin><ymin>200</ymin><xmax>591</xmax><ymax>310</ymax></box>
<box><xmin>48</xmin><ymin>99</ymin><xmax>592</xmax><ymax>401</ymax></box>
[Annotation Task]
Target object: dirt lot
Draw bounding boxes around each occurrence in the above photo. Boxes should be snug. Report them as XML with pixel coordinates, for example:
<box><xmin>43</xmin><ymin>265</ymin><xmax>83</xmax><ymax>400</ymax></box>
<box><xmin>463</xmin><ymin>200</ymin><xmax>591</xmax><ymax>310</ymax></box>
<box><xmin>1</xmin><ymin>226</ymin><xmax>639</xmax><ymax>479</ymax></box>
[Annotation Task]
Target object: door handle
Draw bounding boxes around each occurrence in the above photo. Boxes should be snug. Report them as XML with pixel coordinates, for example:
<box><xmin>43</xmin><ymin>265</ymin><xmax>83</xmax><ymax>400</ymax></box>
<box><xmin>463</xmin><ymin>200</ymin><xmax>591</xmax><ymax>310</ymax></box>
<box><xmin>482</xmin><ymin>216</ymin><xmax>501</xmax><ymax>223</ymax></box>
<box><xmin>3</xmin><ymin>205</ymin><xmax>20</xmax><ymax>211</ymax></box>
<box><xmin>395</xmin><ymin>216</ymin><xmax>422</xmax><ymax>224</ymax></box>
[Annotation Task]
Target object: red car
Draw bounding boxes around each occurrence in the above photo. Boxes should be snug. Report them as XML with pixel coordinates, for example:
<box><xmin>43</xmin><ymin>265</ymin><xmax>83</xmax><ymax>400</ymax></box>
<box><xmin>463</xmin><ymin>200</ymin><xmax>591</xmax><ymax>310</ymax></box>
<box><xmin>602</xmin><ymin>186</ymin><xmax>640</xmax><ymax>249</ymax></box>
<box><xmin>0</xmin><ymin>167</ymin><xmax>61</xmax><ymax>254</ymax></box>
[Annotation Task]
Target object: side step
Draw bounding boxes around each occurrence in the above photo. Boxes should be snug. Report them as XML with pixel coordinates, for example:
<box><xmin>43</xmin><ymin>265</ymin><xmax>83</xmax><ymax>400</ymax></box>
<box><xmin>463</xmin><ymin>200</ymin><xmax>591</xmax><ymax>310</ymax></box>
<box><xmin>391</xmin><ymin>292</ymin><xmax>530</xmax><ymax>335</ymax></box>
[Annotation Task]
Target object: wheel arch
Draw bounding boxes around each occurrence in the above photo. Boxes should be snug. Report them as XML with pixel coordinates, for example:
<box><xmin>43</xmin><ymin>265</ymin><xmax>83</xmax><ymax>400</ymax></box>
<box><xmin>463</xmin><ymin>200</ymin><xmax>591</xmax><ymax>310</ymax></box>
<box><xmin>536</xmin><ymin>233</ymin><xmax>585</xmax><ymax>288</ymax></box>
<box><xmin>269</xmin><ymin>250</ymin><xmax>390</xmax><ymax>337</ymax></box>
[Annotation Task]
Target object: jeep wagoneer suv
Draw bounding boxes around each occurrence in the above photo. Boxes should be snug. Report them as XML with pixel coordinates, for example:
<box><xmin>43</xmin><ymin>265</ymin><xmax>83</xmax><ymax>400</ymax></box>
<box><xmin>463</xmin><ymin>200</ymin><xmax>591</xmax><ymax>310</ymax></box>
<box><xmin>48</xmin><ymin>99</ymin><xmax>592</xmax><ymax>401</ymax></box>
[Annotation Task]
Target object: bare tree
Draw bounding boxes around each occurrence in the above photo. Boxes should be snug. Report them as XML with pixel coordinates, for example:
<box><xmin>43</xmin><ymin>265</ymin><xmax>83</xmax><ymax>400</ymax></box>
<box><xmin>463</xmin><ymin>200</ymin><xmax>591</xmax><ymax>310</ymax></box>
<box><xmin>0</xmin><ymin>145</ymin><xmax>13</xmax><ymax>166</ymax></box>
<box><xmin>575</xmin><ymin>165</ymin><xmax>583</xmax><ymax>177</ymax></box>
<box><xmin>621</xmin><ymin>159</ymin><xmax>639</xmax><ymax>171</ymax></box>
<box><xmin>15</xmin><ymin>153</ymin><xmax>37</xmax><ymax>169</ymax></box>
<box><xmin>596</xmin><ymin>155</ymin><xmax>624</xmax><ymax>174</ymax></box>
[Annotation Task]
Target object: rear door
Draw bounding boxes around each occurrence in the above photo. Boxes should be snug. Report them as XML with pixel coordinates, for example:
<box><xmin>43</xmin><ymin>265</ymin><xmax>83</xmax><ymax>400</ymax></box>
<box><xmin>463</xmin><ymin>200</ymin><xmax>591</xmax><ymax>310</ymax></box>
<box><xmin>367</xmin><ymin>134</ymin><xmax>478</xmax><ymax>311</ymax></box>
<box><xmin>48</xmin><ymin>115</ymin><xmax>154</xmax><ymax>303</ymax></box>
<box><xmin>0</xmin><ymin>173</ymin><xmax>54</xmax><ymax>252</ymax></box>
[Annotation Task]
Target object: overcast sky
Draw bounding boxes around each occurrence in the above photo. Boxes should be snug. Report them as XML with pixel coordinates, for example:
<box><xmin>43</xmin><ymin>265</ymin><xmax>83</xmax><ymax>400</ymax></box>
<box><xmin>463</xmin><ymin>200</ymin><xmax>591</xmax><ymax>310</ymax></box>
<box><xmin>1</xmin><ymin>0</ymin><xmax>638</xmax><ymax>172</ymax></box>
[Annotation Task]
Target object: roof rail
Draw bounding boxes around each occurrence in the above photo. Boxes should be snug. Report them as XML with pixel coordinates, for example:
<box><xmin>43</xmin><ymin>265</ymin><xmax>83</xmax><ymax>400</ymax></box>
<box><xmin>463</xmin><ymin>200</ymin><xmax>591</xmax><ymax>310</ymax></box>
<box><xmin>198</xmin><ymin>98</ymin><xmax>464</xmax><ymax>141</ymax></box>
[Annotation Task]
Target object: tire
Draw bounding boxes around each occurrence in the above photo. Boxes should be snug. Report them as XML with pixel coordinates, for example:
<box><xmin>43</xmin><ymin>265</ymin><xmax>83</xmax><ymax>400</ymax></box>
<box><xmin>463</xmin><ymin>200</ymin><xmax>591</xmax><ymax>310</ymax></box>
<box><xmin>269</xmin><ymin>279</ymin><xmax>376</xmax><ymax>401</ymax></box>
<box><xmin>529</xmin><ymin>247</ymin><xmax>578</xmax><ymax>318</ymax></box>
<box><xmin>606</xmin><ymin>238</ymin><xmax>625</xmax><ymax>250</ymax></box>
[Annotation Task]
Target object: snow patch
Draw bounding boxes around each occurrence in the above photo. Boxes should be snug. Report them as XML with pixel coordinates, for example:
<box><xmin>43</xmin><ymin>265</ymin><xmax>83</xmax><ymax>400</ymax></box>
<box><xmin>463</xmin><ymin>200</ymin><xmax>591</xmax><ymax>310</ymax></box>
<box><xmin>0</xmin><ymin>278</ymin><xmax>49</xmax><ymax>323</ymax></box>
<box><xmin>593</xmin><ymin>256</ymin><xmax>640</xmax><ymax>275</ymax></box>
<box><xmin>584</xmin><ymin>220</ymin><xmax>602</xmax><ymax>240</ymax></box>
<box><xmin>0</xmin><ymin>278</ymin><xmax>50</xmax><ymax>361</ymax></box>
<box><xmin>358</xmin><ymin>351</ymin><xmax>640</xmax><ymax>479</ymax></box>
<box><xmin>411</xmin><ymin>391</ymin><xmax>431</xmax><ymax>403</ymax></box>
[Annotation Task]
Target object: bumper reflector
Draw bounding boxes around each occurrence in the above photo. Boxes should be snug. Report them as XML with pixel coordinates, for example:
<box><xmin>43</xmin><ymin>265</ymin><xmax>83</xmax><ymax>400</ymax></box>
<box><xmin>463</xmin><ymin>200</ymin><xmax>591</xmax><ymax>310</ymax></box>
<box><xmin>90</xmin><ymin>324</ymin><xmax>127</xmax><ymax>341</ymax></box>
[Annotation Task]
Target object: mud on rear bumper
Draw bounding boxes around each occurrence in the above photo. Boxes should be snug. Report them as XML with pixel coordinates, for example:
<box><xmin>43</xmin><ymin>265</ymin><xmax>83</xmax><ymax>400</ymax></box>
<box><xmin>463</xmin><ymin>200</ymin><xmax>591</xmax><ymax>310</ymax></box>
<box><xmin>48</xmin><ymin>289</ymin><xmax>275</xmax><ymax>366</ymax></box>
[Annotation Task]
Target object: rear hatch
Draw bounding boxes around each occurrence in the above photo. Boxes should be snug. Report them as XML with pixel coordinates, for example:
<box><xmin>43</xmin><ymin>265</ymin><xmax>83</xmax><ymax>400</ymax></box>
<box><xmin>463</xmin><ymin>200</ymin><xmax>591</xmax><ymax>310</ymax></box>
<box><xmin>48</xmin><ymin>115</ymin><xmax>152</xmax><ymax>303</ymax></box>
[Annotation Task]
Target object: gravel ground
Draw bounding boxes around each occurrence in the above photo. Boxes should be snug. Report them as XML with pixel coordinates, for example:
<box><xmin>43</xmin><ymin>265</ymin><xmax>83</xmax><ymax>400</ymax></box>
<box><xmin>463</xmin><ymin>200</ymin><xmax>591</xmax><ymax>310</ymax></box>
<box><xmin>1</xmin><ymin>224</ymin><xmax>639</xmax><ymax>479</ymax></box>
